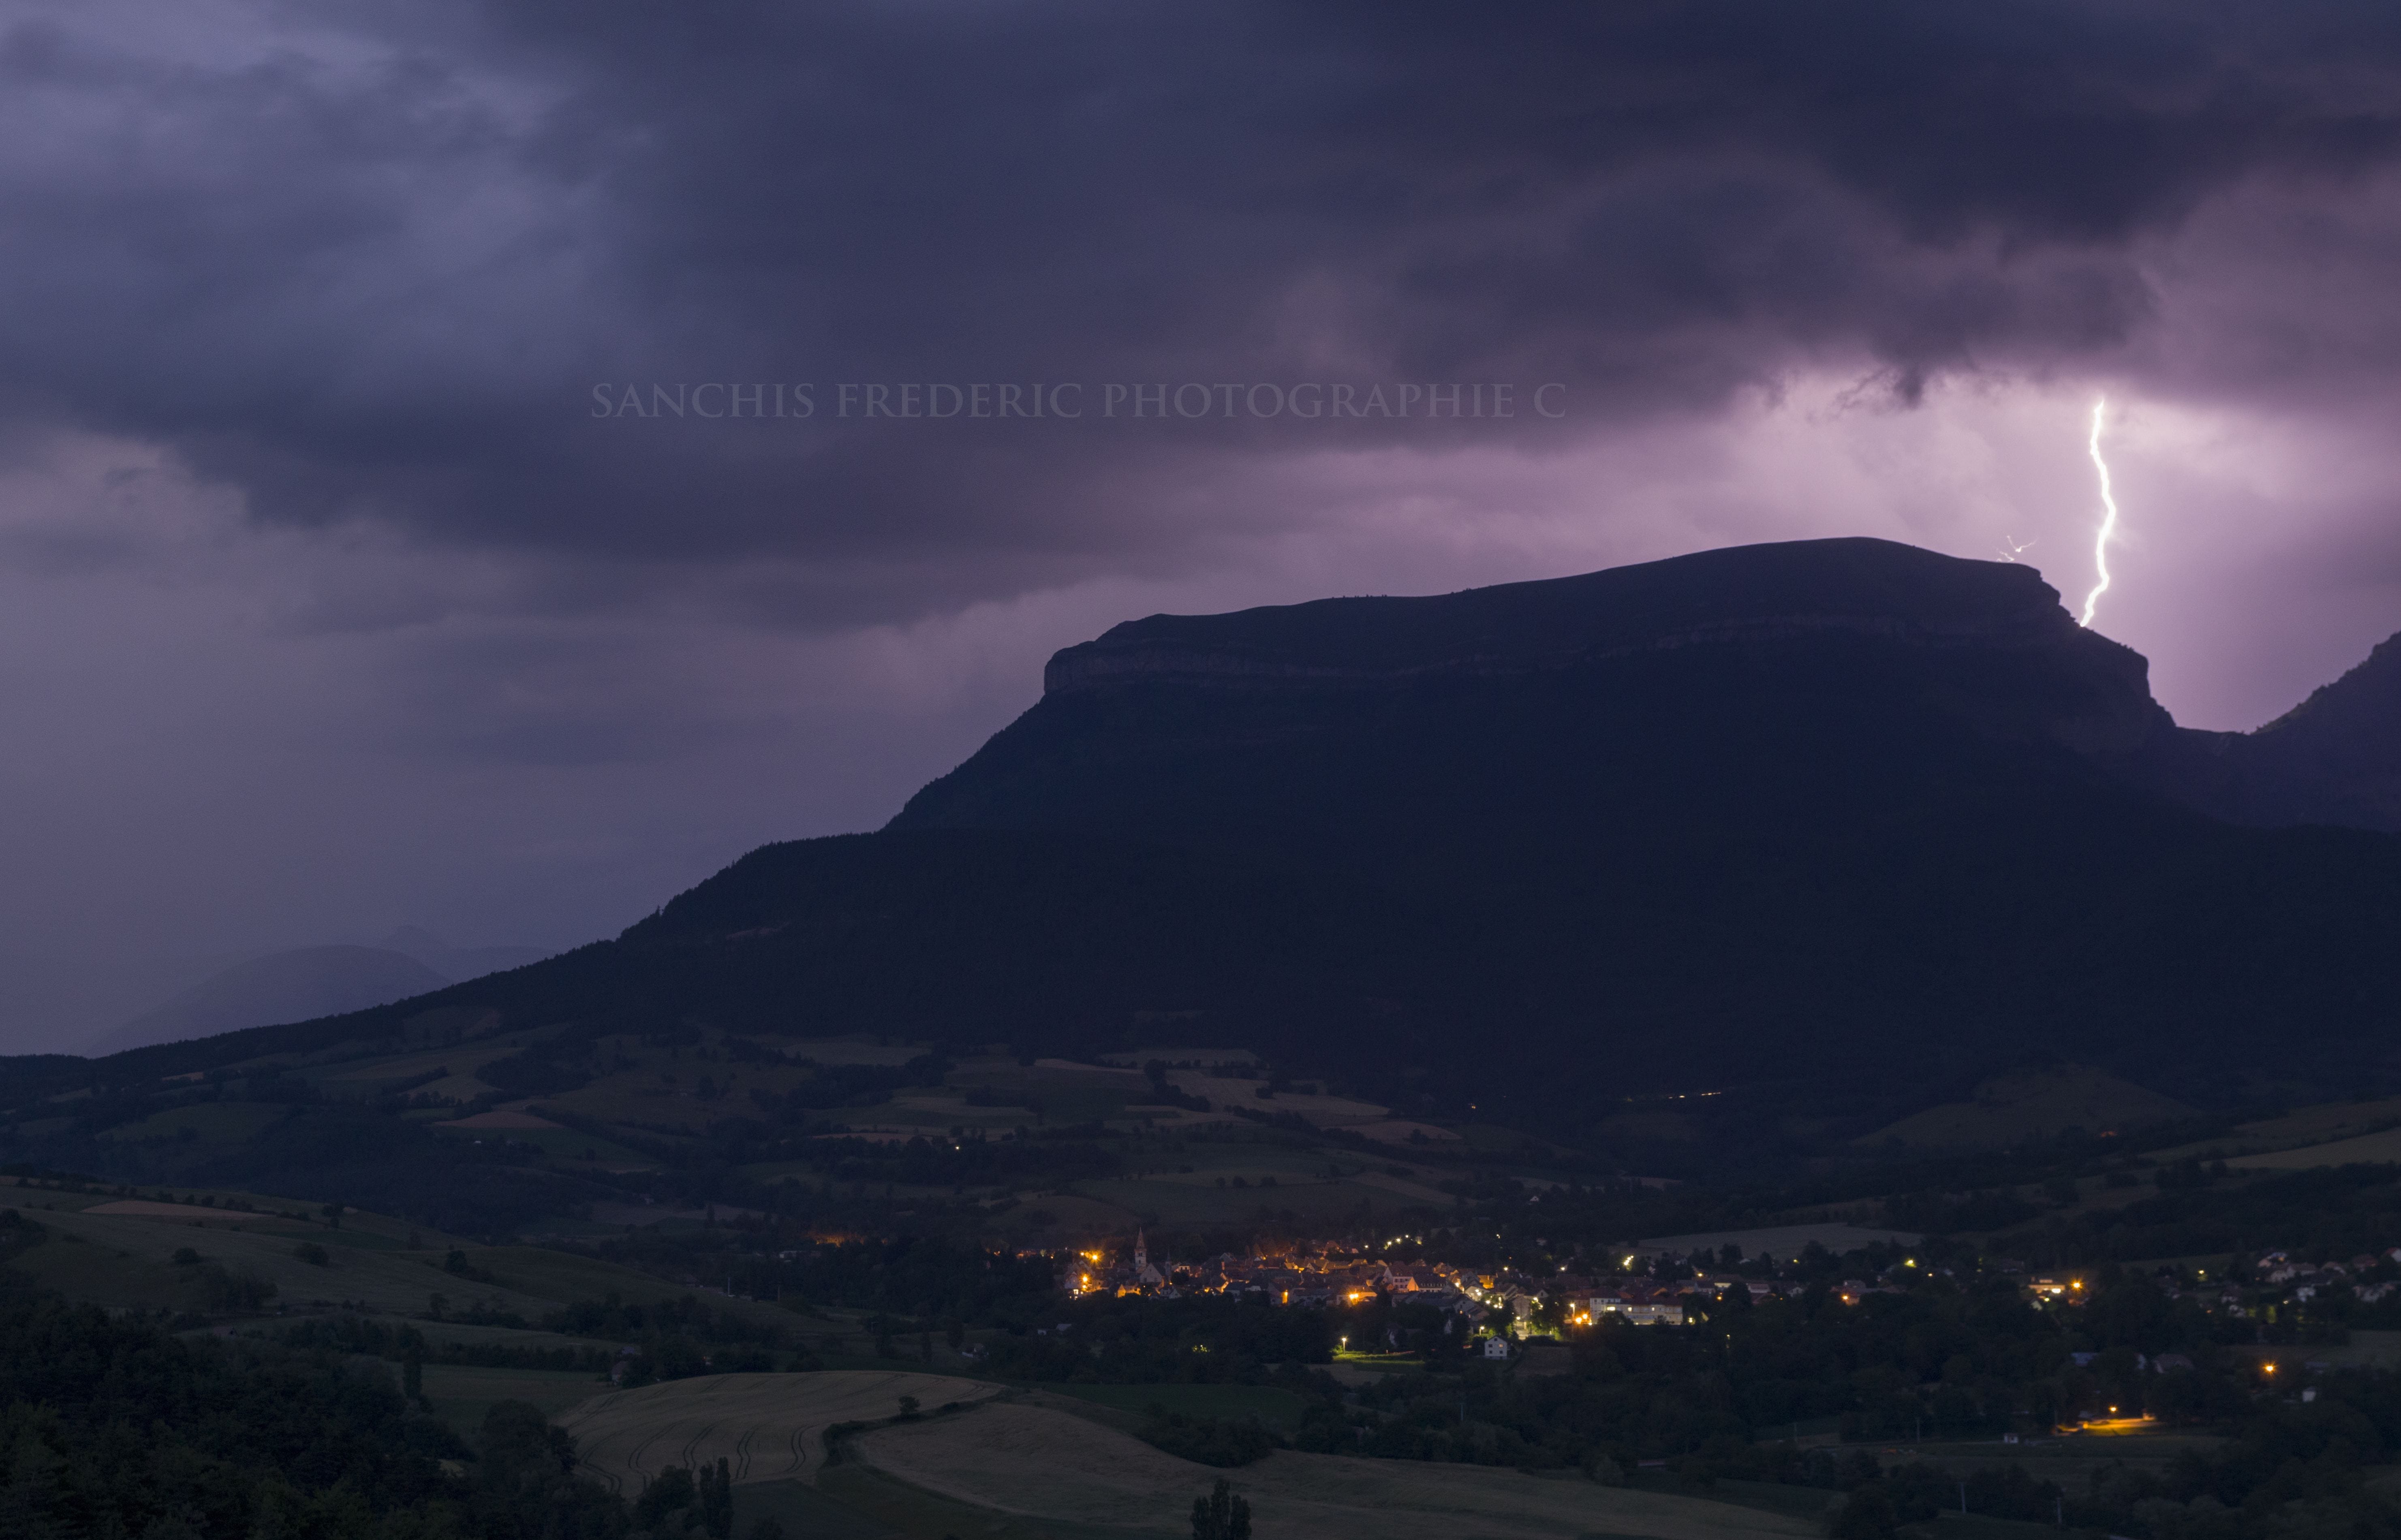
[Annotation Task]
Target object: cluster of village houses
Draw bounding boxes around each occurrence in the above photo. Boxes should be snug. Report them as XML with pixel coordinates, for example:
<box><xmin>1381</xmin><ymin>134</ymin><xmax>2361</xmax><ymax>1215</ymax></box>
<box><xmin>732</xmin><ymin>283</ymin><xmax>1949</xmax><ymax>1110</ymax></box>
<box><xmin>1061</xmin><ymin>1235</ymin><xmax>2401</xmax><ymax>1349</ymax></box>
<box><xmin>2247</xmin><ymin>1249</ymin><xmax>2401</xmax><ymax>1304</ymax></box>
<box><xmin>1061</xmin><ymin>1230</ymin><xmax>1811</xmax><ymax>1344</ymax></box>
<box><xmin>2020</xmin><ymin>1248</ymin><xmax>2401</xmax><ymax>1317</ymax></box>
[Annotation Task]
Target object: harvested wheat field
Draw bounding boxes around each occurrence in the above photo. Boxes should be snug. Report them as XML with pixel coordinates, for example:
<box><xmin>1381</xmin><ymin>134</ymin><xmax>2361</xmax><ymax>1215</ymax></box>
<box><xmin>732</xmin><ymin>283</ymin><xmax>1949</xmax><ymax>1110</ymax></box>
<box><xmin>857</xmin><ymin>1400</ymin><xmax>1821</xmax><ymax>1540</ymax></box>
<box><xmin>556</xmin><ymin>1370</ymin><xmax>998</xmax><ymax>1493</ymax></box>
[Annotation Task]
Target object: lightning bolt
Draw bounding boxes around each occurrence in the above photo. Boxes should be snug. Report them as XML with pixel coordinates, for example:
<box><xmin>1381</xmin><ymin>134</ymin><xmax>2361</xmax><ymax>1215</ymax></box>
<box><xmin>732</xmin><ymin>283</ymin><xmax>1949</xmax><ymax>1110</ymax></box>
<box><xmin>2079</xmin><ymin>396</ymin><xmax>2119</xmax><ymax>627</ymax></box>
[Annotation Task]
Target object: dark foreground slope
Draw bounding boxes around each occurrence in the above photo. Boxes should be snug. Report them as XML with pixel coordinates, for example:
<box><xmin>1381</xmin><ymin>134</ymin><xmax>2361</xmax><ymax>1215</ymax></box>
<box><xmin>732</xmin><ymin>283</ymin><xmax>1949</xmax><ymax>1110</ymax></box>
<box><xmin>16</xmin><ymin>538</ymin><xmax>2401</xmax><ymax>1159</ymax></box>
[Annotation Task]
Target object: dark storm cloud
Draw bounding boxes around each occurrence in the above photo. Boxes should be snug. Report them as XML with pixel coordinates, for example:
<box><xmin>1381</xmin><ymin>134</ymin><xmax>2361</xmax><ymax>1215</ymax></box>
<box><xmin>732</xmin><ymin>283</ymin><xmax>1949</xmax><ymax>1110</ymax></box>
<box><xmin>3</xmin><ymin>0</ymin><xmax>2399</xmax><ymax>610</ymax></box>
<box><xmin>13</xmin><ymin>0</ymin><xmax>2401</xmax><ymax>1055</ymax></box>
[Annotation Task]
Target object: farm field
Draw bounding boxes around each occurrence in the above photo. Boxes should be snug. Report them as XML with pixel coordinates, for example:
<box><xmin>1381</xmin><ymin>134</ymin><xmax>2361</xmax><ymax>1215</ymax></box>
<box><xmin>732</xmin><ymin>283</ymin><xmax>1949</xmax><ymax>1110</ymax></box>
<box><xmin>93</xmin><ymin>1101</ymin><xmax>294</xmax><ymax>1145</ymax></box>
<box><xmin>855</xmin><ymin>1401</ymin><xmax>1823</xmax><ymax>1540</ymax></box>
<box><xmin>1036</xmin><ymin>1382</ymin><xmax>1310</xmax><ymax>1429</ymax></box>
<box><xmin>2145</xmin><ymin>1095</ymin><xmax>2401</xmax><ymax>1166</ymax></box>
<box><xmin>1161</xmin><ymin>1072</ymin><xmax>1391</xmax><ymax>1129</ymax></box>
<box><xmin>467</xmin><ymin>1246</ymin><xmax>797</xmax><ymax>1331</ymax></box>
<box><xmin>556</xmin><ymin>1370</ymin><xmax>1001</xmax><ymax>1494</ymax></box>
<box><xmin>1855</xmin><ymin>1065</ymin><xmax>2196</xmax><ymax>1153</ymax></box>
<box><xmin>2230</xmin><ymin>1127</ymin><xmax>2401</xmax><ymax>1171</ymax></box>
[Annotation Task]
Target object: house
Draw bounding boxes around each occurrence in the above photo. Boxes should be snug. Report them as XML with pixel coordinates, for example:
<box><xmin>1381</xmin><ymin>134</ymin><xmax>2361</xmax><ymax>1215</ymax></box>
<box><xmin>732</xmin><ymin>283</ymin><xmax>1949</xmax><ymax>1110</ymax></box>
<box><xmin>1616</xmin><ymin>1290</ymin><xmax>1685</xmax><ymax>1326</ymax></box>
<box><xmin>1483</xmin><ymin>1336</ymin><xmax>1511</xmax><ymax>1360</ymax></box>
<box><xmin>1589</xmin><ymin>1287</ymin><xmax>1683</xmax><ymax>1323</ymax></box>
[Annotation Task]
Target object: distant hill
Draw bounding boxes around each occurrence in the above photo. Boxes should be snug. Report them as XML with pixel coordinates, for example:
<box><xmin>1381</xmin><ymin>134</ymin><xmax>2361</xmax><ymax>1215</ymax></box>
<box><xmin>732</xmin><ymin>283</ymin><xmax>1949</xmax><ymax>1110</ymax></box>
<box><xmin>378</xmin><ymin>926</ymin><xmax>552</xmax><ymax>984</ymax></box>
<box><xmin>2184</xmin><ymin>632</ymin><xmax>2401</xmax><ymax>831</ymax></box>
<box><xmin>1858</xmin><ymin>1064</ymin><xmax>2197</xmax><ymax>1153</ymax></box>
<box><xmin>87</xmin><ymin>945</ymin><xmax>452</xmax><ymax>1055</ymax></box>
<box><xmin>28</xmin><ymin>537</ymin><xmax>2401</xmax><ymax>1169</ymax></box>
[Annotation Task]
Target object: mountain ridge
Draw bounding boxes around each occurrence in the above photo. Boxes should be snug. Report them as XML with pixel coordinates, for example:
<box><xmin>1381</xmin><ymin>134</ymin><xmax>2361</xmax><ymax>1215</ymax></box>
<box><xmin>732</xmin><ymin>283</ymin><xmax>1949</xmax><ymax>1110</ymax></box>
<box><xmin>1049</xmin><ymin>538</ymin><xmax>2101</xmax><ymax>686</ymax></box>
<box><xmin>962</xmin><ymin>537</ymin><xmax>2399</xmax><ymax>838</ymax></box>
<box><xmin>17</xmin><ymin>536</ymin><xmax>2401</xmax><ymax>1172</ymax></box>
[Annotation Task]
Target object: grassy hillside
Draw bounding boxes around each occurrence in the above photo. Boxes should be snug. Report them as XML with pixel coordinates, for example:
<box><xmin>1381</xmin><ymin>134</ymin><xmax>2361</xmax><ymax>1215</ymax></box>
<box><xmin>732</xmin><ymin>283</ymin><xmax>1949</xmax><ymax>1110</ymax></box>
<box><xmin>557</xmin><ymin>1369</ymin><xmax>1001</xmax><ymax>1493</ymax></box>
<box><xmin>1860</xmin><ymin>1065</ymin><xmax>2197</xmax><ymax>1153</ymax></box>
<box><xmin>2232</xmin><ymin>1128</ymin><xmax>2401</xmax><ymax>1171</ymax></box>
<box><xmin>2</xmin><ymin>1174</ymin><xmax>795</xmax><ymax>1325</ymax></box>
<box><xmin>2</xmin><ymin>1010</ymin><xmax>1498</xmax><ymax>1245</ymax></box>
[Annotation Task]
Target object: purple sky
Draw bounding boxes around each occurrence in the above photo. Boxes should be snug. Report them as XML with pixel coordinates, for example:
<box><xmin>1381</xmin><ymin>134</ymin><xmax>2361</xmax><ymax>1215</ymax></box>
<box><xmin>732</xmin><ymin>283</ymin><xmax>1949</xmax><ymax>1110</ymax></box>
<box><xmin>4</xmin><ymin>0</ymin><xmax>2401</xmax><ymax>1049</ymax></box>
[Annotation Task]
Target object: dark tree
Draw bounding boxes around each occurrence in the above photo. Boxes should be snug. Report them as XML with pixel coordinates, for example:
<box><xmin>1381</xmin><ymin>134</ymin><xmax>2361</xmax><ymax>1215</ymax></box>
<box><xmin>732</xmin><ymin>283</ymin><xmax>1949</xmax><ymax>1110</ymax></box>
<box><xmin>634</xmin><ymin>1466</ymin><xmax>697</xmax><ymax>1529</ymax></box>
<box><xmin>1191</xmin><ymin>1477</ymin><xmax>1252</xmax><ymax>1540</ymax></box>
<box><xmin>700</xmin><ymin>1456</ymin><xmax>734</xmax><ymax>1538</ymax></box>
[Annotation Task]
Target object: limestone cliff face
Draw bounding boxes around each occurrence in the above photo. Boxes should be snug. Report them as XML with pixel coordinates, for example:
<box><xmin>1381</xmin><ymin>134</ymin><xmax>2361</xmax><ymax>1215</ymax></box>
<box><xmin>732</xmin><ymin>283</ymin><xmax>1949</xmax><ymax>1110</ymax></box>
<box><xmin>917</xmin><ymin>537</ymin><xmax>2187</xmax><ymax>841</ymax></box>
<box><xmin>1046</xmin><ymin>537</ymin><xmax>2099</xmax><ymax>693</ymax></box>
<box><xmin>1020</xmin><ymin>536</ymin><xmax>2401</xmax><ymax>831</ymax></box>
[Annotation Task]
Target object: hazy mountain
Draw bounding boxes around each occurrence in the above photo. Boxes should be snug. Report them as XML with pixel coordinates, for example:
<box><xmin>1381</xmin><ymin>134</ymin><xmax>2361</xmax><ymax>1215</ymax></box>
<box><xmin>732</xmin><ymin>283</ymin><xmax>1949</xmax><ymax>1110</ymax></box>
<box><xmin>64</xmin><ymin>539</ymin><xmax>2401</xmax><ymax>1154</ymax></box>
<box><xmin>87</xmin><ymin>945</ymin><xmax>452</xmax><ymax>1055</ymax></box>
<box><xmin>378</xmin><ymin>926</ymin><xmax>553</xmax><ymax>984</ymax></box>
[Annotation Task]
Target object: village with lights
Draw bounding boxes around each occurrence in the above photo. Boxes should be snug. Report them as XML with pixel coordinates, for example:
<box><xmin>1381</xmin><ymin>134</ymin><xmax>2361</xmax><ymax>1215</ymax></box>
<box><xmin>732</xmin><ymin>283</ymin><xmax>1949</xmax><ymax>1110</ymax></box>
<box><xmin>1052</xmin><ymin>1225</ymin><xmax>2401</xmax><ymax>1403</ymax></box>
<box><xmin>1063</xmin><ymin>1227</ymin><xmax>1728</xmax><ymax>1336</ymax></box>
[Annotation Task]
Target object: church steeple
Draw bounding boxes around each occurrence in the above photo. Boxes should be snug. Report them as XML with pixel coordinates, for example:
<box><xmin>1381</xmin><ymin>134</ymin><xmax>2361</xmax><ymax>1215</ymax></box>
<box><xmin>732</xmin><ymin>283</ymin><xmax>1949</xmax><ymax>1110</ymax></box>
<box><xmin>1134</xmin><ymin>1227</ymin><xmax>1148</xmax><ymax>1273</ymax></box>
